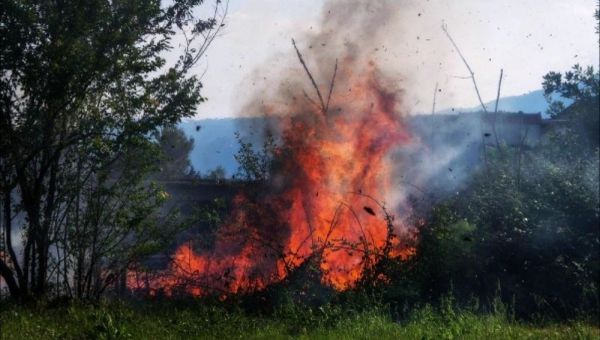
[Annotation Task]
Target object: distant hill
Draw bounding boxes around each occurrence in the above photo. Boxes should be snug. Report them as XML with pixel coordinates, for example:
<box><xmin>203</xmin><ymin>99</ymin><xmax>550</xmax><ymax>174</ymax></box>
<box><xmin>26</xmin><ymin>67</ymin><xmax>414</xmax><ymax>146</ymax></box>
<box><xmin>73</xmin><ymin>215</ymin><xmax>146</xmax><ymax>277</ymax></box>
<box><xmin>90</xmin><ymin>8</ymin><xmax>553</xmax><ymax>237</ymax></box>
<box><xmin>182</xmin><ymin>89</ymin><xmax>566</xmax><ymax>176</ymax></box>
<box><xmin>179</xmin><ymin>117</ymin><xmax>270</xmax><ymax>177</ymax></box>
<box><xmin>437</xmin><ymin>89</ymin><xmax>551</xmax><ymax>116</ymax></box>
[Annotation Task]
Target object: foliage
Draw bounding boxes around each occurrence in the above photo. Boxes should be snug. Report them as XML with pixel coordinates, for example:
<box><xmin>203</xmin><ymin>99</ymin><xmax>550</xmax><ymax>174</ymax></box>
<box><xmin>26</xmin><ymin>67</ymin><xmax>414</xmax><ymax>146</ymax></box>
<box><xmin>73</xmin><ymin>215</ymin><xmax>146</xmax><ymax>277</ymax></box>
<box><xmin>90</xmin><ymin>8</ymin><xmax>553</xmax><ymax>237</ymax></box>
<box><xmin>394</xmin><ymin>71</ymin><xmax>599</xmax><ymax>318</ymax></box>
<box><xmin>0</xmin><ymin>0</ymin><xmax>226</xmax><ymax>300</ymax></box>
<box><xmin>0</xmin><ymin>299</ymin><xmax>598</xmax><ymax>339</ymax></box>
<box><xmin>233</xmin><ymin>131</ymin><xmax>277</xmax><ymax>181</ymax></box>
<box><xmin>542</xmin><ymin>64</ymin><xmax>599</xmax><ymax>120</ymax></box>
<box><xmin>189</xmin><ymin>197</ymin><xmax>227</xmax><ymax>249</ymax></box>
<box><xmin>365</xmin><ymin>61</ymin><xmax>600</xmax><ymax>320</ymax></box>
<box><xmin>155</xmin><ymin>126</ymin><xmax>196</xmax><ymax>180</ymax></box>
<box><xmin>205</xmin><ymin>165</ymin><xmax>227</xmax><ymax>182</ymax></box>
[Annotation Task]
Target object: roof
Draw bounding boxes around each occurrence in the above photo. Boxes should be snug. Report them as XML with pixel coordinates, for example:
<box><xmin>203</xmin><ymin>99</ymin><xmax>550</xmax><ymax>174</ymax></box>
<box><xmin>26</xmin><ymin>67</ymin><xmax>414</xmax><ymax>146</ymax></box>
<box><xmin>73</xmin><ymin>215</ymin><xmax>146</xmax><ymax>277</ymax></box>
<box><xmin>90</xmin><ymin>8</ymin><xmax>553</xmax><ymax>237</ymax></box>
<box><xmin>471</xmin><ymin>112</ymin><xmax>543</xmax><ymax>125</ymax></box>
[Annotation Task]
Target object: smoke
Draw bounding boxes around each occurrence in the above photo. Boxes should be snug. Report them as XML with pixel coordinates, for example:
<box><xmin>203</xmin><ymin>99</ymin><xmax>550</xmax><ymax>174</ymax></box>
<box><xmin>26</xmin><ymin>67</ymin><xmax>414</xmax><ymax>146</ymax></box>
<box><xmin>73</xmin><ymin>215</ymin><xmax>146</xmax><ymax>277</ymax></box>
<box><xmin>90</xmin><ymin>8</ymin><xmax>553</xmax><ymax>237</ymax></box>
<box><xmin>130</xmin><ymin>0</ymin><xmax>522</xmax><ymax>296</ymax></box>
<box><xmin>236</xmin><ymin>0</ymin><xmax>486</xmax><ymax>214</ymax></box>
<box><xmin>234</xmin><ymin>0</ymin><xmax>499</xmax><ymax>228</ymax></box>
<box><xmin>236</xmin><ymin>0</ymin><xmax>419</xmax><ymax>212</ymax></box>
<box><xmin>128</xmin><ymin>0</ymin><xmax>422</xmax><ymax>295</ymax></box>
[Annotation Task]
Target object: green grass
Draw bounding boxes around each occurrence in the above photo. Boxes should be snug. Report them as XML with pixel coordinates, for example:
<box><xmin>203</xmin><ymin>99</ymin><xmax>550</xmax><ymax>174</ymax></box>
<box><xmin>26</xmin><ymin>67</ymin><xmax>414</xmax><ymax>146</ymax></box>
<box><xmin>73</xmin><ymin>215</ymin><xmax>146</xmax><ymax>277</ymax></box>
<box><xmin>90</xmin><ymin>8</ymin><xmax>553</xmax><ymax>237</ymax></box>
<box><xmin>0</xmin><ymin>301</ymin><xmax>597</xmax><ymax>339</ymax></box>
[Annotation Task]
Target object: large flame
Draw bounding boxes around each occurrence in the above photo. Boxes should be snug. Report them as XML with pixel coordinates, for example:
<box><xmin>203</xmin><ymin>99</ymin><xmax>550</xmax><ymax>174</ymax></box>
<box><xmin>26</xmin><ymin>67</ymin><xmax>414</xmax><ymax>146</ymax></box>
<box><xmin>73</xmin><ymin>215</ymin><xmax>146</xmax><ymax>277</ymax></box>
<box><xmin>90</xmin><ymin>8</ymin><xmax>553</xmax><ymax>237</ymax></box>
<box><xmin>128</xmin><ymin>60</ymin><xmax>415</xmax><ymax>296</ymax></box>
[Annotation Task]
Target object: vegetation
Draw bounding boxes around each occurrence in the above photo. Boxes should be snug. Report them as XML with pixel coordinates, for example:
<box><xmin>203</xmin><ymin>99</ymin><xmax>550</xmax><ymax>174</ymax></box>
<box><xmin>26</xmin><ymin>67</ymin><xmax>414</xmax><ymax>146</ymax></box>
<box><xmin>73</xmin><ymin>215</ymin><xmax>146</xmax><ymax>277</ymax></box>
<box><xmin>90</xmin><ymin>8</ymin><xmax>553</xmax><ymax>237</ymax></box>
<box><xmin>233</xmin><ymin>131</ymin><xmax>278</xmax><ymax>182</ymax></box>
<box><xmin>0</xmin><ymin>0</ymin><xmax>226</xmax><ymax>300</ymax></box>
<box><xmin>0</xmin><ymin>299</ymin><xmax>598</xmax><ymax>339</ymax></box>
<box><xmin>372</xmin><ymin>63</ymin><xmax>599</xmax><ymax>320</ymax></box>
<box><xmin>155</xmin><ymin>126</ymin><xmax>197</xmax><ymax>180</ymax></box>
<box><xmin>0</xmin><ymin>0</ymin><xmax>598</xmax><ymax>338</ymax></box>
<box><xmin>205</xmin><ymin>166</ymin><xmax>227</xmax><ymax>182</ymax></box>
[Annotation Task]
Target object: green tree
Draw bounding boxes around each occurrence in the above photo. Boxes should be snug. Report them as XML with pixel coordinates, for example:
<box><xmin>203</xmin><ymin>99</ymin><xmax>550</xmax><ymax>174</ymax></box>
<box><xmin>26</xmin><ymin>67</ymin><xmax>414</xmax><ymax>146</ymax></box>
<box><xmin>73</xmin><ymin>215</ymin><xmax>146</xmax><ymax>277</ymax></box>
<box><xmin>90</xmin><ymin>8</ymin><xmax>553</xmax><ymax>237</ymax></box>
<box><xmin>543</xmin><ymin>64</ymin><xmax>599</xmax><ymax>147</ymax></box>
<box><xmin>0</xmin><ymin>0</ymin><xmax>227</xmax><ymax>300</ymax></box>
<box><xmin>206</xmin><ymin>165</ymin><xmax>226</xmax><ymax>182</ymax></box>
<box><xmin>234</xmin><ymin>131</ymin><xmax>277</xmax><ymax>182</ymax></box>
<box><xmin>155</xmin><ymin>126</ymin><xmax>196</xmax><ymax>180</ymax></box>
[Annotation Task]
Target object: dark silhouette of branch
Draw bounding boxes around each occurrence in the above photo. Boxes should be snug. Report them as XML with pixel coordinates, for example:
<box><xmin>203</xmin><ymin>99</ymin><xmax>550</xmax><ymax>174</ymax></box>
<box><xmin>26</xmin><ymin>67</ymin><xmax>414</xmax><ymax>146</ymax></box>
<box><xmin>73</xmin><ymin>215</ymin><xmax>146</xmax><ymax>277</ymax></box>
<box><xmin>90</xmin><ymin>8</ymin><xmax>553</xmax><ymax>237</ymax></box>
<box><xmin>292</xmin><ymin>38</ymin><xmax>326</xmax><ymax>112</ymax></box>
<box><xmin>181</xmin><ymin>0</ymin><xmax>229</xmax><ymax>72</ymax></box>
<box><xmin>441</xmin><ymin>23</ymin><xmax>488</xmax><ymax>113</ymax></box>
<box><xmin>291</xmin><ymin>39</ymin><xmax>338</xmax><ymax>115</ymax></box>
<box><xmin>431</xmin><ymin>81</ymin><xmax>439</xmax><ymax>115</ymax></box>
<box><xmin>302</xmin><ymin>90</ymin><xmax>321</xmax><ymax>112</ymax></box>
<box><xmin>325</xmin><ymin>59</ymin><xmax>338</xmax><ymax>113</ymax></box>
<box><xmin>494</xmin><ymin>69</ymin><xmax>504</xmax><ymax>113</ymax></box>
<box><xmin>492</xmin><ymin>69</ymin><xmax>504</xmax><ymax>148</ymax></box>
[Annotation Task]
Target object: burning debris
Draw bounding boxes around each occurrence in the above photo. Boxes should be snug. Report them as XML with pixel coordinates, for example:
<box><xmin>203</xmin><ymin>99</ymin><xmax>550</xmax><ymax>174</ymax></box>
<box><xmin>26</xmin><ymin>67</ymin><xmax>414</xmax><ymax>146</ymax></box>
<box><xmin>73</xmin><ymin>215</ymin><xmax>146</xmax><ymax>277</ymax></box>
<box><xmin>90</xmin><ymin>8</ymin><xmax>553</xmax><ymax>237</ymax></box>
<box><xmin>129</xmin><ymin>0</ymin><xmax>416</xmax><ymax>297</ymax></box>
<box><xmin>363</xmin><ymin>206</ymin><xmax>376</xmax><ymax>216</ymax></box>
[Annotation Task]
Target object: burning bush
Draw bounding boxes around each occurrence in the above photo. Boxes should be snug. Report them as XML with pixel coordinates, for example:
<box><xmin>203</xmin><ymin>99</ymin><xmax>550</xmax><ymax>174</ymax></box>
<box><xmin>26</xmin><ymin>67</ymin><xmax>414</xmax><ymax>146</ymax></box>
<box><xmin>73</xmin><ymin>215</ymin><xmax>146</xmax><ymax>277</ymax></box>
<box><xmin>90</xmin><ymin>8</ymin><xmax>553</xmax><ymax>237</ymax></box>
<box><xmin>128</xmin><ymin>35</ymin><xmax>419</xmax><ymax>296</ymax></box>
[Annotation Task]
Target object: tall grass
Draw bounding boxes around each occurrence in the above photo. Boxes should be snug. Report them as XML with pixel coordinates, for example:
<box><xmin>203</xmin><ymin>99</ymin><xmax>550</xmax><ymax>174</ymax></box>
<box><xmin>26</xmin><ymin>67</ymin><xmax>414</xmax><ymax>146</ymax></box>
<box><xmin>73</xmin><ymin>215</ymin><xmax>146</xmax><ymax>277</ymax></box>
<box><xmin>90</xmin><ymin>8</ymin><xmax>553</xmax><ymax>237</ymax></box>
<box><xmin>0</xmin><ymin>298</ymin><xmax>598</xmax><ymax>339</ymax></box>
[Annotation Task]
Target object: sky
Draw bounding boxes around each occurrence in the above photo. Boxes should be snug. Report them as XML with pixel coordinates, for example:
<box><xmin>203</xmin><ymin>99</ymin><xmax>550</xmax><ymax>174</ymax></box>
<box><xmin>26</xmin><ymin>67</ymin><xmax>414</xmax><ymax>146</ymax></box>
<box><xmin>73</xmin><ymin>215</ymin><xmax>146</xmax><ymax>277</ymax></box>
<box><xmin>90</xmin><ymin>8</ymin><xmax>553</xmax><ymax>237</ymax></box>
<box><xmin>185</xmin><ymin>0</ymin><xmax>599</xmax><ymax>119</ymax></box>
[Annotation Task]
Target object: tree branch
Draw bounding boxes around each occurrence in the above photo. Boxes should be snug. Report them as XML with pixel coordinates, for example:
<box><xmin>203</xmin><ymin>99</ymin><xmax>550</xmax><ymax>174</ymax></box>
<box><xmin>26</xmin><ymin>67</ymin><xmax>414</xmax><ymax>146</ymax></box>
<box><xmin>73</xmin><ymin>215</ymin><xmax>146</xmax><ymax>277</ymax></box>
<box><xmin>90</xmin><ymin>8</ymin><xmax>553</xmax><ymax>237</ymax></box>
<box><xmin>431</xmin><ymin>82</ymin><xmax>439</xmax><ymax>115</ymax></box>
<box><xmin>325</xmin><ymin>59</ymin><xmax>338</xmax><ymax>113</ymax></box>
<box><xmin>492</xmin><ymin>68</ymin><xmax>504</xmax><ymax>148</ymax></box>
<box><xmin>441</xmin><ymin>24</ymin><xmax>488</xmax><ymax>113</ymax></box>
<box><xmin>292</xmin><ymin>38</ymin><xmax>326</xmax><ymax>113</ymax></box>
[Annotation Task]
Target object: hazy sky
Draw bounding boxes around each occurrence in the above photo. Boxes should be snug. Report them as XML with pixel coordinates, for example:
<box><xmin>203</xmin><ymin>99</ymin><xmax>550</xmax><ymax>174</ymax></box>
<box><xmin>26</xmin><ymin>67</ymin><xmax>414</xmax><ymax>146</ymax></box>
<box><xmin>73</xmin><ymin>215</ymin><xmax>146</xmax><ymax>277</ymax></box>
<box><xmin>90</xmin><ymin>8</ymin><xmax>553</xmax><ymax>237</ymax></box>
<box><xmin>187</xmin><ymin>0</ymin><xmax>598</xmax><ymax>118</ymax></box>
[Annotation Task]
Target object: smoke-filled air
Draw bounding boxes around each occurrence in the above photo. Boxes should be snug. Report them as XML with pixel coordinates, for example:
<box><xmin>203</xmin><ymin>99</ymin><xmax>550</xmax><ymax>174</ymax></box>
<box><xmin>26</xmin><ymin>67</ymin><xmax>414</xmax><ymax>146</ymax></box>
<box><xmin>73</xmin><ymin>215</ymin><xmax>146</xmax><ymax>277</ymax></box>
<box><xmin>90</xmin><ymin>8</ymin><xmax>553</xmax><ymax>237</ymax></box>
<box><xmin>128</xmin><ymin>0</ymin><xmax>418</xmax><ymax>296</ymax></box>
<box><xmin>1</xmin><ymin>0</ymin><xmax>598</xmax><ymax>338</ymax></box>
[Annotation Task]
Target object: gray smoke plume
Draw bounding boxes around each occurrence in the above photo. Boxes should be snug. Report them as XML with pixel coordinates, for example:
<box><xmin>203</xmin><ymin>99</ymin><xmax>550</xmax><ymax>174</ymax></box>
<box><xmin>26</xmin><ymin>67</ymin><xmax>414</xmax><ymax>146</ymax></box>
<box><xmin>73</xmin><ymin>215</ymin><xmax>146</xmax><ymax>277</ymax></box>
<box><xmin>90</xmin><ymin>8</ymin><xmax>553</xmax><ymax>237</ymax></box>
<box><xmin>234</xmin><ymin>0</ymin><xmax>486</xmax><ymax>217</ymax></box>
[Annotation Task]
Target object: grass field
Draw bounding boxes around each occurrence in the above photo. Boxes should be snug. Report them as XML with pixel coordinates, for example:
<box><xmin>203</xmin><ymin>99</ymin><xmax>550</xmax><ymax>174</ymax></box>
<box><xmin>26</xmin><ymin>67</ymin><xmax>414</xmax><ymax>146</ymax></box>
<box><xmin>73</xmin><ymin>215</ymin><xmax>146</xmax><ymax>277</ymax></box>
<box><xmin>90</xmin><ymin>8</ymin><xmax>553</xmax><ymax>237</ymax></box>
<box><xmin>0</xmin><ymin>301</ymin><xmax>598</xmax><ymax>339</ymax></box>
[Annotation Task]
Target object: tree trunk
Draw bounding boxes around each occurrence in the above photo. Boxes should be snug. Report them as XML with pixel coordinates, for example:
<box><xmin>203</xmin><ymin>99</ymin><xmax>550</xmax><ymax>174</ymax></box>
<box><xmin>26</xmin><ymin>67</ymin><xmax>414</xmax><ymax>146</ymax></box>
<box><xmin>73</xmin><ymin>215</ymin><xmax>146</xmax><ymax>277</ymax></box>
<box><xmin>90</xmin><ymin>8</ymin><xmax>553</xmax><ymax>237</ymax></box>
<box><xmin>0</xmin><ymin>259</ymin><xmax>21</xmax><ymax>299</ymax></box>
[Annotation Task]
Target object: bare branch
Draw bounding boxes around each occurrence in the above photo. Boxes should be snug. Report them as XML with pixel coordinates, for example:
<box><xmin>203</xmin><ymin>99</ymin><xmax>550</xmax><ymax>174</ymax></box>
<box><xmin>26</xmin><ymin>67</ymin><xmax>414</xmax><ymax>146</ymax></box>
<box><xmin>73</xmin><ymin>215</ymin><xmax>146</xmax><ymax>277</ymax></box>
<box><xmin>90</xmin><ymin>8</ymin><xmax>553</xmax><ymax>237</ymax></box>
<box><xmin>441</xmin><ymin>23</ymin><xmax>488</xmax><ymax>113</ymax></box>
<box><xmin>492</xmin><ymin>68</ymin><xmax>504</xmax><ymax>148</ymax></box>
<box><xmin>325</xmin><ymin>59</ymin><xmax>338</xmax><ymax>113</ymax></box>
<box><xmin>181</xmin><ymin>0</ymin><xmax>229</xmax><ymax>72</ymax></box>
<box><xmin>291</xmin><ymin>39</ymin><xmax>339</xmax><ymax>115</ymax></box>
<box><xmin>291</xmin><ymin>38</ymin><xmax>326</xmax><ymax>113</ymax></box>
<box><xmin>302</xmin><ymin>90</ymin><xmax>321</xmax><ymax>111</ymax></box>
<box><xmin>339</xmin><ymin>202</ymin><xmax>371</xmax><ymax>250</ymax></box>
<box><xmin>449</xmin><ymin>75</ymin><xmax>472</xmax><ymax>79</ymax></box>
<box><xmin>431</xmin><ymin>82</ymin><xmax>439</xmax><ymax>115</ymax></box>
<box><xmin>494</xmin><ymin>69</ymin><xmax>504</xmax><ymax>113</ymax></box>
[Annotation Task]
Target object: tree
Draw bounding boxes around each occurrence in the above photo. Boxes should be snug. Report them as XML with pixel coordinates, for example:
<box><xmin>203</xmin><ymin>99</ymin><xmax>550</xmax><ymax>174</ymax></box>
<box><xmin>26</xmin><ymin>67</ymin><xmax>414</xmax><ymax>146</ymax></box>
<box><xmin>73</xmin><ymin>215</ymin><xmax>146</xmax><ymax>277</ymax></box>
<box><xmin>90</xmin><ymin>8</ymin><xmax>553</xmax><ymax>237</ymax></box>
<box><xmin>594</xmin><ymin>1</ymin><xmax>600</xmax><ymax>39</ymax></box>
<box><xmin>542</xmin><ymin>64</ymin><xmax>599</xmax><ymax>147</ymax></box>
<box><xmin>155</xmin><ymin>126</ymin><xmax>196</xmax><ymax>180</ymax></box>
<box><xmin>0</xmin><ymin>0</ymin><xmax>227</xmax><ymax>300</ymax></box>
<box><xmin>206</xmin><ymin>165</ymin><xmax>226</xmax><ymax>182</ymax></box>
<box><xmin>234</xmin><ymin>131</ymin><xmax>277</xmax><ymax>182</ymax></box>
<box><xmin>543</xmin><ymin>64</ymin><xmax>599</xmax><ymax>114</ymax></box>
<box><xmin>63</xmin><ymin>150</ymin><xmax>179</xmax><ymax>300</ymax></box>
<box><xmin>543</xmin><ymin>7</ymin><xmax>599</xmax><ymax>124</ymax></box>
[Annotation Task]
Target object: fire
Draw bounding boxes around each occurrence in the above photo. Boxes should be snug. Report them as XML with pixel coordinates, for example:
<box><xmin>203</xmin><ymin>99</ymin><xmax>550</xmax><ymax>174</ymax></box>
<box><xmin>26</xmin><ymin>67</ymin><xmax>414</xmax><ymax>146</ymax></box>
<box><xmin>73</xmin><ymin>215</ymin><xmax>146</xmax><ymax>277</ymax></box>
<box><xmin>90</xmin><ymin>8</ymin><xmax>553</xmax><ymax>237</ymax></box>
<box><xmin>128</xmin><ymin>59</ymin><xmax>415</xmax><ymax>296</ymax></box>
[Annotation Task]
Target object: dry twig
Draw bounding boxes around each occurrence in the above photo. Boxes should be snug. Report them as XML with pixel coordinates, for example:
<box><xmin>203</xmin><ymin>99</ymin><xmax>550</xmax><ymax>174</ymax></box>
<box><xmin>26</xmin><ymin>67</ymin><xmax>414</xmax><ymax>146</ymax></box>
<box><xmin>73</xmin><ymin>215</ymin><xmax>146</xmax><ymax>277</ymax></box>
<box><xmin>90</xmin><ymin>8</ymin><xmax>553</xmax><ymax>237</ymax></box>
<box><xmin>494</xmin><ymin>69</ymin><xmax>504</xmax><ymax>113</ymax></box>
<box><xmin>492</xmin><ymin>69</ymin><xmax>504</xmax><ymax>148</ymax></box>
<box><xmin>291</xmin><ymin>38</ymin><xmax>338</xmax><ymax>115</ymax></box>
<box><xmin>292</xmin><ymin>38</ymin><xmax>326</xmax><ymax>111</ymax></box>
<box><xmin>441</xmin><ymin>23</ymin><xmax>488</xmax><ymax>113</ymax></box>
<box><xmin>431</xmin><ymin>81</ymin><xmax>439</xmax><ymax>115</ymax></box>
<box><xmin>325</xmin><ymin>59</ymin><xmax>338</xmax><ymax>113</ymax></box>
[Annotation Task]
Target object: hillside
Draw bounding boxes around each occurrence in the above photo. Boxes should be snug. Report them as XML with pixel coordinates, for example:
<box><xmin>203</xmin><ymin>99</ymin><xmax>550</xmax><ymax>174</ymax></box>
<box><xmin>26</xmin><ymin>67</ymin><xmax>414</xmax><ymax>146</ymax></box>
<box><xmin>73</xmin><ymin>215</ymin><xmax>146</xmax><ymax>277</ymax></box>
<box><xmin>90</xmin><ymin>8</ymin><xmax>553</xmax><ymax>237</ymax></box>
<box><xmin>182</xmin><ymin>89</ymin><xmax>558</xmax><ymax>176</ymax></box>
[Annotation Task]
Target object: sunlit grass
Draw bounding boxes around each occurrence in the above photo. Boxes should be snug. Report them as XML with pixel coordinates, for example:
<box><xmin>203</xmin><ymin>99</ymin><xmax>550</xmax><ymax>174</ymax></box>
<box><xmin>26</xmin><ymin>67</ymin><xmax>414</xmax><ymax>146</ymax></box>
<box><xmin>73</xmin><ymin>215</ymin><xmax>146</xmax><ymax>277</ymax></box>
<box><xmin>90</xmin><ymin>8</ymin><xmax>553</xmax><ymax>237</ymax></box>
<box><xmin>1</xmin><ymin>300</ymin><xmax>598</xmax><ymax>340</ymax></box>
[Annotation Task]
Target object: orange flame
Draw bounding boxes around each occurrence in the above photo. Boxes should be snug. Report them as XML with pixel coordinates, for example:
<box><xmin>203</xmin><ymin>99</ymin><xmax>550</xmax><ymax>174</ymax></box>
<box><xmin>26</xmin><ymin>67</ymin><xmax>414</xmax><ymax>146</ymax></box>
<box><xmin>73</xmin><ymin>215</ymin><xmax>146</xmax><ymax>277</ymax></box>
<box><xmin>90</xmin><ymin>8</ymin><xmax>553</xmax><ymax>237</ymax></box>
<box><xmin>128</xmin><ymin>61</ymin><xmax>415</xmax><ymax>296</ymax></box>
